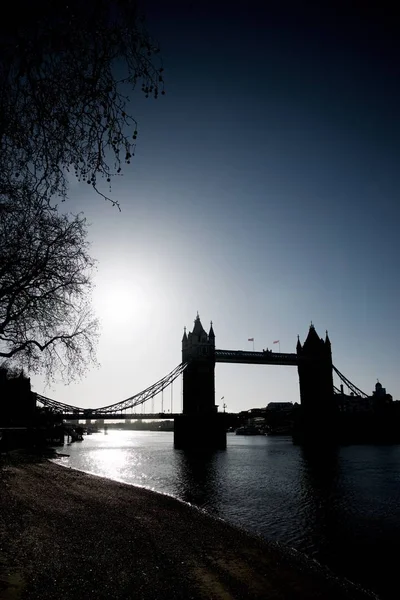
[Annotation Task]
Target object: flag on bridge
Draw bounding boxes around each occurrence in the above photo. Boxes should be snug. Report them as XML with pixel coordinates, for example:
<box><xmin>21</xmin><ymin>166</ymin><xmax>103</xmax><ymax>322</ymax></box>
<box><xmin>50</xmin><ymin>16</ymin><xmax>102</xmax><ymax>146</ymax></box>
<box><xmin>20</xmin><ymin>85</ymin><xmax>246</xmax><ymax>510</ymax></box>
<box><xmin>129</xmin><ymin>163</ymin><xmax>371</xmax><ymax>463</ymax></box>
<box><xmin>273</xmin><ymin>340</ymin><xmax>280</xmax><ymax>344</ymax></box>
<box><xmin>248</xmin><ymin>338</ymin><xmax>254</xmax><ymax>342</ymax></box>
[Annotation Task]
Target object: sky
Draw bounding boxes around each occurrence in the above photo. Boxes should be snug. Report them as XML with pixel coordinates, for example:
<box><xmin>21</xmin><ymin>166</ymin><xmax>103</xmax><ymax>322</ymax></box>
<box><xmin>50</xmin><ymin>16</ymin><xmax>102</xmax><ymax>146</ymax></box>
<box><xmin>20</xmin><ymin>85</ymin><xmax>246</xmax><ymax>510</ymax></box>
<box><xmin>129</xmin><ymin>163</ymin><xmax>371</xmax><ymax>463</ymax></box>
<box><xmin>32</xmin><ymin>1</ymin><xmax>400</xmax><ymax>413</ymax></box>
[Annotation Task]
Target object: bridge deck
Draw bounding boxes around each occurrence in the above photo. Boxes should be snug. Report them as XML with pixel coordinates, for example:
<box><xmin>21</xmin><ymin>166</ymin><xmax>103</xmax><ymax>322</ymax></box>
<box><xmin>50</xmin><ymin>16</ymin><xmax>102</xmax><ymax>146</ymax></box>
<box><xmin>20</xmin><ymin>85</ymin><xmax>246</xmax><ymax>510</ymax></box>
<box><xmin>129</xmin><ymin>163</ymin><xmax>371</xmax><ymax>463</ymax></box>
<box><xmin>63</xmin><ymin>413</ymin><xmax>180</xmax><ymax>420</ymax></box>
<box><xmin>215</xmin><ymin>349</ymin><xmax>298</xmax><ymax>366</ymax></box>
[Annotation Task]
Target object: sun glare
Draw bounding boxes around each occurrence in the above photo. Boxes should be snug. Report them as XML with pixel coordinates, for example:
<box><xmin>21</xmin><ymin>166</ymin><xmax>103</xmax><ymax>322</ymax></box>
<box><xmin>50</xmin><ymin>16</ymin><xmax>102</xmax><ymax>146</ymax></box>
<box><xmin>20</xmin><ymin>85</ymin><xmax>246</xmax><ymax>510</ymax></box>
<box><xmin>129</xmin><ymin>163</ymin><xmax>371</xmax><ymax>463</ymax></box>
<box><xmin>94</xmin><ymin>279</ymin><xmax>150</xmax><ymax>326</ymax></box>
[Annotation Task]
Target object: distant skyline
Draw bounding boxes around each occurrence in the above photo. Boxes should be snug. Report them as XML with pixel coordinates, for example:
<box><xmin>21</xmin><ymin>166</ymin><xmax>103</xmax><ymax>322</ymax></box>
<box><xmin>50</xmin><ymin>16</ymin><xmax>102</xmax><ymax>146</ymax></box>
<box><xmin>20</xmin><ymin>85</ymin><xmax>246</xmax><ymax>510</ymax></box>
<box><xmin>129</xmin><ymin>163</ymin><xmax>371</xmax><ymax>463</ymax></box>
<box><xmin>32</xmin><ymin>1</ymin><xmax>400</xmax><ymax>412</ymax></box>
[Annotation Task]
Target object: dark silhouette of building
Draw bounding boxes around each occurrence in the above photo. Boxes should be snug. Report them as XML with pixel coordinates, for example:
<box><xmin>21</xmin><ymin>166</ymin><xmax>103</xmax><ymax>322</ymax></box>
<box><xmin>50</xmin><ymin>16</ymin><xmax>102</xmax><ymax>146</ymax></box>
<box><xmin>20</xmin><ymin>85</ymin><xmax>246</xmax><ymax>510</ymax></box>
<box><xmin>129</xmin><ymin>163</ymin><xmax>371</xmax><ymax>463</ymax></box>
<box><xmin>181</xmin><ymin>314</ymin><xmax>216</xmax><ymax>415</ymax></box>
<box><xmin>174</xmin><ymin>314</ymin><xmax>226</xmax><ymax>450</ymax></box>
<box><xmin>337</xmin><ymin>379</ymin><xmax>400</xmax><ymax>443</ymax></box>
<box><xmin>0</xmin><ymin>366</ymin><xmax>36</xmax><ymax>426</ymax></box>
<box><xmin>294</xmin><ymin>324</ymin><xmax>336</xmax><ymax>442</ymax></box>
<box><xmin>372</xmin><ymin>380</ymin><xmax>393</xmax><ymax>408</ymax></box>
<box><xmin>265</xmin><ymin>402</ymin><xmax>294</xmax><ymax>434</ymax></box>
<box><xmin>0</xmin><ymin>366</ymin><xmax>66</xmax><ymax>448</ymax></box>
<box><xmin>297</xmin><ymin>324</ymin><xmax>334</xmax><ymax>410</ymax></box>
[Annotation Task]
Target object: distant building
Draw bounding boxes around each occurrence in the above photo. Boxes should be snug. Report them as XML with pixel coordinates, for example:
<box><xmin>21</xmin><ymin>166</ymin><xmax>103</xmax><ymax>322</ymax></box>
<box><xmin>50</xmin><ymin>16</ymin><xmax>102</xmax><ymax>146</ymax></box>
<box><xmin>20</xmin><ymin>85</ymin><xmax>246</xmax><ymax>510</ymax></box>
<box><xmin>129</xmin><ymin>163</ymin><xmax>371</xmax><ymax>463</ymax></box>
<box><xmin>338</xmin><ymin>394</ymin><xmax>373</xmax><ymax>413</ymax></box>
<box><xmin>372</xmin><ymin>381</ymin><xmax>392</xmax><ymax>402</ymax></box>
<box><xmin>265</xmin><ymin>402</ymin><xmax>294</xmax><ymax>434</ymax></box>
<box><xmin>337</xmin><ymin>380</ymin><xmax>392</xmax><ymax>413</ymax></box>
<box><xmin>266</xmin><ymin>402</ymin><xmax>293</xmax><ymax>412</ymax></box>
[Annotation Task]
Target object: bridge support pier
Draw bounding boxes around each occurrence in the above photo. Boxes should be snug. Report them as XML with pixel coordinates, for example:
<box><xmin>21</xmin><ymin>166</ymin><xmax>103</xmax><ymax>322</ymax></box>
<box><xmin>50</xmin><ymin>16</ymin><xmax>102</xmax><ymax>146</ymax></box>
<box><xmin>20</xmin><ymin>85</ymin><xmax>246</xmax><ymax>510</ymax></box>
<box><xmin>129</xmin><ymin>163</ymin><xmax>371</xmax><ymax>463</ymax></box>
<box><xmin>174</xmin><ymin>414</ymin><xmax>226</xmax><ymax>450</ymax></box>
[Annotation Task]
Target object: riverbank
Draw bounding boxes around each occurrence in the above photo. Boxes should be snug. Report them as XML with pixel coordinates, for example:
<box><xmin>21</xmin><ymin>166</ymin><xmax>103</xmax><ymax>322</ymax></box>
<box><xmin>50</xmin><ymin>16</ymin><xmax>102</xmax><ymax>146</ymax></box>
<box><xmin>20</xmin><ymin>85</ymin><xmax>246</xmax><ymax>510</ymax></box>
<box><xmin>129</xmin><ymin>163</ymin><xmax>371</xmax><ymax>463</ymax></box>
<box><xmin>0</xmin><ymin>452</ymin><xmax>377</xmax><ymax>600</ymax></box>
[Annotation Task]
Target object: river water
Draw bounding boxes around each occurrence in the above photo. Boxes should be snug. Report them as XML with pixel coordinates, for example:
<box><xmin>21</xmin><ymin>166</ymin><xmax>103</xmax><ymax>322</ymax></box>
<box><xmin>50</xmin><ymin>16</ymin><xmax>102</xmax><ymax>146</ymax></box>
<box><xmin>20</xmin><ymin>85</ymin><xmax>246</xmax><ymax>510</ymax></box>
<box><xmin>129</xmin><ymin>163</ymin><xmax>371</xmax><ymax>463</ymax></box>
<box><xmin>55</xmin><ymin>430</ymin><xmax>400</xmax><ymax>599</ymax></box>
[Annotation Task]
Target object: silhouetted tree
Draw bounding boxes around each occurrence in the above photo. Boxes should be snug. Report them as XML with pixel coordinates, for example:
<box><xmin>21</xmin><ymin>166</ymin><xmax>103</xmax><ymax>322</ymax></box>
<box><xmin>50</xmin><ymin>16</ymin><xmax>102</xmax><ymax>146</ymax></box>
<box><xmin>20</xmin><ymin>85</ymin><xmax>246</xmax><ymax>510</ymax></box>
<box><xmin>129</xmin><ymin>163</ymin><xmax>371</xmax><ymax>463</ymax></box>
<box><xmin>0</xmin><ymin>1</ymin><xmax>163</xmax><ymax>379</ymax></box>
<box><xmin>0</xmin><ymin>195</ymin><xmax>98</xmax><ymax>381</ymax></box>
<box><xmin>0</xmin><ymin>0</ymin><xmax>164</xmax><ymax>209</ymax></box>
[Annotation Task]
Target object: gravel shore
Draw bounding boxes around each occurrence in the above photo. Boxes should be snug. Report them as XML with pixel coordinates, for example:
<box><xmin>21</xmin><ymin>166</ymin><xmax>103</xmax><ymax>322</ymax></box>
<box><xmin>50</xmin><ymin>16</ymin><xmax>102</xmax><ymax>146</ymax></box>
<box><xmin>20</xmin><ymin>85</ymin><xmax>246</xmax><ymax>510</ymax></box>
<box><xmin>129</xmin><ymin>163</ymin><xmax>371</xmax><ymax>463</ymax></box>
<box><xmin>0</xmin><ymin>453</ymin><xmax>377</xmax><ymax>600</ymax></box>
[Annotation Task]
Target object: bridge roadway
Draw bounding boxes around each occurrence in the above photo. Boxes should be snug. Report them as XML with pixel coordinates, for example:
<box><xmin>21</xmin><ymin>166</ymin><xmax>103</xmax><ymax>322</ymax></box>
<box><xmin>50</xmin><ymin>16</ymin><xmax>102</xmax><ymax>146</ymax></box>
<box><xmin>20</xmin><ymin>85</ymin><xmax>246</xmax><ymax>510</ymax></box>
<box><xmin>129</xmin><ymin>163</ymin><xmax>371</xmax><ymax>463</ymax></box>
<box><xmin>215</xmin><ymin>349</ymin><xmax>298</xmax><ymax>365</ymax></box>
<box><xmin>63</xmin><ymin>413</ymin><xmax>182</xmax><ymax>420</ymax></box>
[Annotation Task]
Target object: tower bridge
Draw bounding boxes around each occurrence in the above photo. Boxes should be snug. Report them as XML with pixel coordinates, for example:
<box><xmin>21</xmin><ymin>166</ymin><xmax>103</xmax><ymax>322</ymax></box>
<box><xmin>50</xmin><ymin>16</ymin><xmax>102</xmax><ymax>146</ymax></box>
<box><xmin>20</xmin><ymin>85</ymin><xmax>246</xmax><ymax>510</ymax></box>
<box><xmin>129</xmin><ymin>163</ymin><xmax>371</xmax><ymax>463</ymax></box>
<box><xmin>35</xmin><ymin>314</ymin><xmax>365</xmax><ymax>449</ymax></box>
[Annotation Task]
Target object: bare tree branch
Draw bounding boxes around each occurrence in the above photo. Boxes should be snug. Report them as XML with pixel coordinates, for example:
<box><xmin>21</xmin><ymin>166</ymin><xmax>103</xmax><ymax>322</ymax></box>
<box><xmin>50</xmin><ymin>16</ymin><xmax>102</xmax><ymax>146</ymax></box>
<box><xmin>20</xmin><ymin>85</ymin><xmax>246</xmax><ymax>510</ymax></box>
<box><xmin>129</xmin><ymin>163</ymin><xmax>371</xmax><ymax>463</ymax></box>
<box><xmin>0</xmin><ymin>194</ymin><xmax>98</xmax><ymax>382</ymax></box>
<box><xmin>0</xmin><ymin>0</ymin><xmax>164</xmax><ymax>208</ymax></box>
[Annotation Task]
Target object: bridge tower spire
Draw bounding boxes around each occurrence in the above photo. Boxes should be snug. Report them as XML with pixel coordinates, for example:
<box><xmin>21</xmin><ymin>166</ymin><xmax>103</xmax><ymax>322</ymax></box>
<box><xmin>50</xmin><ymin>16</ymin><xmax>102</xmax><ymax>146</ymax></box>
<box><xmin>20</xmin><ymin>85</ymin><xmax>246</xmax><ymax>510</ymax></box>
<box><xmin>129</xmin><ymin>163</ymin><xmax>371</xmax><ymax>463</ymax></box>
<box><xmin>209</xmin><ymin>321</ymin><xmax>215</xmax><ymax>342</ymax></box>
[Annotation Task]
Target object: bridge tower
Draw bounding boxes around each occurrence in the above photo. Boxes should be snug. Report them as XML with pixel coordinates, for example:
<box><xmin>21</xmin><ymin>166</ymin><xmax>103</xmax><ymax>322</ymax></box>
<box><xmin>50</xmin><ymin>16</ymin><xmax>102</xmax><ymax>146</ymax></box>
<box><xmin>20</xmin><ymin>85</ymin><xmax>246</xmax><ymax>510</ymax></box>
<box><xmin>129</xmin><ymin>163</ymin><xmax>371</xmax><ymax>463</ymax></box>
<box><xmin>174</xmin><ymin>314</ymin><xmax>226</xmax><ymax>450</ymax></box>
<box><xmin>182</xmin><ymin>314</ymin><xmax>216</xmax><ymax>414</ymax></box>
<box><xmin>295</xmin><ymin>324</ymin><xmax>336</xmax><ymax>441</ymax></box>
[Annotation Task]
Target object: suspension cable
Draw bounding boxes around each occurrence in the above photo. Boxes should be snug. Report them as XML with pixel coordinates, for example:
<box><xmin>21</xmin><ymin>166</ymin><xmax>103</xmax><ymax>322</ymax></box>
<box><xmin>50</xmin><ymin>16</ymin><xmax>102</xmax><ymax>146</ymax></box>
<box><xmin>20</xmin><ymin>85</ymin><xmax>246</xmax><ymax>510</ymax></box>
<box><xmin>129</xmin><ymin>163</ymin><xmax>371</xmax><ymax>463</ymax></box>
<box><xmin>36</xmin><ymin>362</ymin><xmax>188</xmax><ymax>414</ymax></box>
<box><xmin>332</xmin><ymin>365</ymin><xmax>368</xmax><ymax>397</ymax></box>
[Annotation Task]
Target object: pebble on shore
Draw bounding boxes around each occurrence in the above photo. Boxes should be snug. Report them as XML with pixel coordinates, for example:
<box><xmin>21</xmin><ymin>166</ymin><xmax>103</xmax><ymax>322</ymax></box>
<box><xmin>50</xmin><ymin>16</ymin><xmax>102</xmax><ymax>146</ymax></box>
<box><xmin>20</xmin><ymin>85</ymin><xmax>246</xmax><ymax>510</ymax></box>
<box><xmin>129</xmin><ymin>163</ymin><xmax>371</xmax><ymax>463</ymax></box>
<box><xmin>0</xmin><ymin>453</ymin><xmax>378</xmax><ymax>600</ymax></box>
